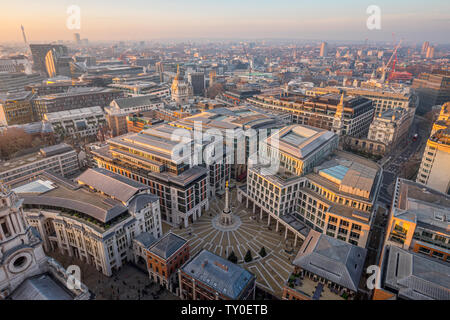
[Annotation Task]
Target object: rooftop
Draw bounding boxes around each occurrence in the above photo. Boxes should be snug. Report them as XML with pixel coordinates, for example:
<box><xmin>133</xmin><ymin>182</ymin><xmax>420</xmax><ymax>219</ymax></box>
<box><xmin>181</xmin><ymin>249</ymin><xmax>255</xmax><ymax>299</ymax></box>
<box><xmin>44</xmin><ymin>106</ymin><xmax>104</xmax><ymax>121</ymax></box>
<box><xmin>9</xmin><ymin>273</ymin><xmax>74</xmax><ymax>300</ymax></box>
<box><xmin>265</xmin><ymin>124</ymin><xmax>338</xmax><ymax>160</ymax></box>
<box><xmin>383</xmin><ymin>245</ymin><xmax>450</xmax><ymax>300</ymax></box>
<box><xmin>313</xmin><ymin>151</ymin><xmax>379</xmax><ymax>200</ymax></box>
<box><xmin>293</xmin><ymin>230</ymin><xmax>367</xmax><ymax>292</ymax></box>
<box><xmin>0</xmin><ymin>143</ymin><xmax>75</xmax><ymax>173</ymax></box>
<box><xmin>149</xmin><ymin>232</ymin><xmax>187</xmax><ymax>259</ymax></box>
<box><xmin>76</xmin><ymin>167</ymin><xmax>151</xmax><ymax>204</ymax></box>
<box><xmin>12</xmin><ymin>171</ymin><xmax>129</xmax><ymax>228</ymax></box>
<box><xmin>395</xmin><ymin>179</ymin><xmax>450</xmax><ymax>234</ymax></box>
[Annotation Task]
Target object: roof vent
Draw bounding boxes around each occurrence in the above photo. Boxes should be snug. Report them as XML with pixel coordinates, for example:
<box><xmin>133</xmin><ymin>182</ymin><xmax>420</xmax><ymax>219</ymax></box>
<box><xmin>202</xmin><ymin>260</ymin><xmax>208</xmax><ymax>268</ymax></box>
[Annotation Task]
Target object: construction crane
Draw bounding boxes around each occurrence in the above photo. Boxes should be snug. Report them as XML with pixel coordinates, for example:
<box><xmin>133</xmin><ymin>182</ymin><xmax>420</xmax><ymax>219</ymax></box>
<box><xmin>380</xmin><ymin>40</ymin><xmax>402</xmax><ymax>82</ymax></box>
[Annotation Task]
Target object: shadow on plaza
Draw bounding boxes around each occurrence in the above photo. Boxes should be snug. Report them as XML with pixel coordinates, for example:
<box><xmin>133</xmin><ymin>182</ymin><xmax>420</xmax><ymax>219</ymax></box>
<box><xmin>46</xmin><ymin>250</ymin><xmax>179</xmax><ymax>300</ymax></box>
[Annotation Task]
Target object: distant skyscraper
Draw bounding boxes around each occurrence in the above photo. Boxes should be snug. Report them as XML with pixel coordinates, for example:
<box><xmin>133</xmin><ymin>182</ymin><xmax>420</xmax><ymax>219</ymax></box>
<box><xmin>74</xmin><ymin>33</ymin><xmax>81</xmax><ymax>44</ymax></box>
<box><xmin>29</xmin><ymin>44</ymin><xmax>68</xmax><ymax>77</ymax></box>
<box><xmin>426</xmin><ymin>46</ymin><xmax>435</xmax><ymax>59</ymax></box>
<box><xmin>421</xmin><ymin>41</ymin><xmax>430</xmax><ymax>55</ymax></box>
<box><xmin>188</xmin><ymin>72</ymin><xmax>205</xmax><ymax>96</ymax></box>
<box><xmin>320</xmin><ymin>42</ymin><xmax>328</xmax><ymax>57</ymax></box>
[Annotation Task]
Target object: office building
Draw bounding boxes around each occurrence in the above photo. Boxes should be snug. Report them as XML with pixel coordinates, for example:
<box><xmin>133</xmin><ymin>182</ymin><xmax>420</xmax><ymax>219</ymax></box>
<box><xmin>384</xmin><ymin>178</ymin><xmax>449</xmax><ymax>262</ymax></box>
<box><xmin>105</xmin><ymin>95</ymin><xmax>164</xmax><ymax>136</ymax></box>
<box><xmin>368</xmin><ymin>107</ymin><xmax>413</xmax><ymax>148</ymax></box>
<box><xmin>283</xmin><ymin>230</ymin><xmax>366</xmax><ymax>300</ymax></box>
<box><xmin>32</xmin><ymin>87</ymin><xmax>123</xmax><ymax>120</ymax></box>
<box><xmin>373</xmin><ymin>245</ymin><xmax>449</xmax><ymax>300</ymax></box>
<box><xmin>306</xmin><ymin>86</ymin><xmax>415</xmax><ymax>116</ymax></box>
<box><xmin>188</xmin><ymin>72</ymin><xmax>206</xmax><ymax>96</ymax></box>
<box><xmin>44</xmin><ymin>106</ymin><xmax>107</xmax><ymax>140</ymax></box>
<box><xmin>29</xmin><ymin>44</ymin><xmax>69</xmax><ymax>77</ymax></box>
<box><xmin>108</xmin><ymin>82</ymin><xmax>170</xmax><ymax>98</ymax></box>
<box><xmin>416</xmin><ymin>103</ymin><xmax>450</xmax><ymax>193</ymax></box>
<box><xmin>91</xmin><ymin>124</ymin><xmax>210</xmax><ymax>227</ymax></box>
<box><xmin>0</xmin><ymin>143</ymin><xmax>79</xmax><ymax>185</ymax></box>
<box><xmin>0</xmin><ymin>184</ymin><xmax>90</xmax><ymax>300</ymax></box>
<box><xmin>412</xmin><ymin>71</ymin><xmax>450</xmax><ymax>115</ymax></box>
<box><xmin>263</xmin><ymin>124</ymin><xmax>339</xmax><ymax>176</ymax></box>
<box><xmin>0</xmin><ymin>72</ymin><xmax>44</xmax><ymax>93</ymax></box>
<box><xmin>16</xmin><ymin>168</ymin><xmax>161</xmax><ymax>277</ymax></box>
<box><xmin>248</xmin><ymin>92</ymin><xmax>374</xmax><ymax>137</ymax></box>
<box><xmin>0</xmin><ymin>91</ymin><xmax>35</xmax><ymax>126</ymax></box>
<box><xmin>178</xmin><ymin>249</ymin><xmax>256</xmax><ymax>300</ymax></box>
<box><xmin>240</xmin><ymin>150</ymin><xmax>382</xmax><ymax>248</ymax></box>
<box><xmin>126</xmin><ymin>113</ymin><xmax>163</xmax><ymax>133</ymax></box>
<box><xmin>170</xmin><ymin>106</ymin><xmax>289</xmax><ymax>181</ymax></box>
<box><xmin>319</xmin><ymin>42</ymin><xmax>328</xmax><ymax>57</ymax></box>
<box><xmin>26</xmin><ymin>80</ymin><xmax>91</xmax><ymax>96</ymax></box>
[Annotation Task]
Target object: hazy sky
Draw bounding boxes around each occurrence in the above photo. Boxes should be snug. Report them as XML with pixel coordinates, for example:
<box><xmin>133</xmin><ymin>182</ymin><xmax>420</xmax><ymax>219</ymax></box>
<box><xmin>1</xmin><ymin>0</ymin><xmax>449</xmax><ymax>43</ymax></box>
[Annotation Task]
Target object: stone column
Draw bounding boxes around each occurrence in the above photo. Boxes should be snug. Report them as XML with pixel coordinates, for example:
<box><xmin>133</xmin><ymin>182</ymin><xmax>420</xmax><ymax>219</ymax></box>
<box><xmin>267</xmin><ymin>214</ymin><xmax>271</xmax><ymax>226</ymax></box>
<box><xmin>276</xmin><ymin>220</ymin><xmax>279</xmax><ymax>232</ymax></box>
<box><xmin>294</xmin><ymin>233</ymin><xmax>298</xmax><ymax>247</ymax></box>
<box><xmin>285</xmin><ymin>227</ymin><xmax>288</xmax><ymax>240</ymax></box>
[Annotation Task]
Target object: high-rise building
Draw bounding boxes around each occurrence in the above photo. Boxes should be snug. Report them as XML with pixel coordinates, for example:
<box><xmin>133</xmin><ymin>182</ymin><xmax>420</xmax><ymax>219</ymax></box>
<box><xmin>188</xmin><ymin>72</ymin><xmax>205</xmax><ymax>96</ymax></box>
<box><xmin>412</xmin><ymin>70</ymin><xmax>450</xmax><ymax>115</ymax></box>
<box><xmin>319</xmin><ymin>42</ymin><xmax>328</xmax><ymax>57</ymax></box>
<box><xmin>74</xmin><ymin>33</ymin><xmax>81</xmax><ymax>44</ymax></box>
<box><xmin>421</xmin><ymin>41</ymin><xmax>430</xmax><ymax>55</ymax></box>
<box><xmin>29</xmin><ymin>44</ymin><xmax>68</xmax><ymax>77</ymax></box>
<box><xmin>426</xmin><ymin>46</ymin><xmax>435</xmax><ymax>59</ymax></box>
<box><xmin>416</xmin><ymin>103</ymin><xmax>450</xmax><ymax>193</ymax></box>
<box><xmin>91</xmin><ymin>124</ymin><xmax>212</xmax><ymax>227</ymax></box>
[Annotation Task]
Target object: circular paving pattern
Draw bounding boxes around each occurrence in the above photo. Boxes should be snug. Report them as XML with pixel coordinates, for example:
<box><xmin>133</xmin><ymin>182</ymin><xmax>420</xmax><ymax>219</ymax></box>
<box><xmin>211</xmin><ymin>213</ymin><xmax>242</xmax><ymax>231</ymax></box>
<box><xmin>170</xmin><ymin>188</ymin><xmax>303</xmax><ymax>298</ymax></box>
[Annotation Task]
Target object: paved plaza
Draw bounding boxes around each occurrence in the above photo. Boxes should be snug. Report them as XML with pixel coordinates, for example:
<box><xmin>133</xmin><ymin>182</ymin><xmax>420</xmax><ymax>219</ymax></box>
<box><xmin>46</xmin><ymin>251</ymin><xmax>179</xmax><ymax>300</ymax></box>
<box><xmin>170</xmin><ymin>189</ymin><xmax>303</xmax><ymax>298</ymax></box>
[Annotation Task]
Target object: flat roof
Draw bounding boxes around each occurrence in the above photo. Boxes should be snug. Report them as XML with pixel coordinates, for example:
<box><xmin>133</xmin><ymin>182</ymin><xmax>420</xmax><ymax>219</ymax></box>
<box><xmin>265</xmin><ymin>125</ymin><xmax>337</xmax><ymax>160</ymax></box>
<box><xmin>383</xmin><ymin>245</ymin><xmax>450</xmax><ymax>300</ymax></box>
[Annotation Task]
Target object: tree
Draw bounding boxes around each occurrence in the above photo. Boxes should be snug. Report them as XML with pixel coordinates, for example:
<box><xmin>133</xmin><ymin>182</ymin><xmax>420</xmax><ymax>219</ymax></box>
<box><xmin>244</xmin><ymin>249</ymin><xmax>252</xmax><ymax>263</ymax></box>
<box><xmin>227</xmin><ymin>251</ymin><xmax>238</xmax><ymax>264</ymax></box>
<box><xmin>259</xmin><ymin>247</ymin><xmax>267</xmax><ymax>258</ymax></box>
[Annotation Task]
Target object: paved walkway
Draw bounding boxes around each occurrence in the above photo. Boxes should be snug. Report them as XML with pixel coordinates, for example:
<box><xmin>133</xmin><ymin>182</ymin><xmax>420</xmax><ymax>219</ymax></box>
<box><xmin>170</xmin><ymin>189</ymin><xmax>302</xmax><ymax>298</ymax></box>
<box><xmin>46</xmin><ymin>251</ymin><xmax>179</xmax><ymax>300</ymax></box>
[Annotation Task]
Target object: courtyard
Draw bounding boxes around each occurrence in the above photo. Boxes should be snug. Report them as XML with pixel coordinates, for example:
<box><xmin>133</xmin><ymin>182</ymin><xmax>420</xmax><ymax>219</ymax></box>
<box><xmin>169</xmin><ymin>188</ymin><xmax>303</xmax><ymax>298</ymax></box>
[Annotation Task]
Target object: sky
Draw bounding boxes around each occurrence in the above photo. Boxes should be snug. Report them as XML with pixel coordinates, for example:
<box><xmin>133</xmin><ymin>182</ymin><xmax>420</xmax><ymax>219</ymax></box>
<box><xmin>1</xmin><ymin>0</ymin><xmax>449</xmax><ymax>43</ymax></box>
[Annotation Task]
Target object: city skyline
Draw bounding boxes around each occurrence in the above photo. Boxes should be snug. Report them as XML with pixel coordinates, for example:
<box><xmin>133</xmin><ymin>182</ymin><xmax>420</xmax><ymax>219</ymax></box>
<box><xmin>1</xmin><ymin>0</ymin><xmax>450</xmax><ymax>43</ymax></box>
